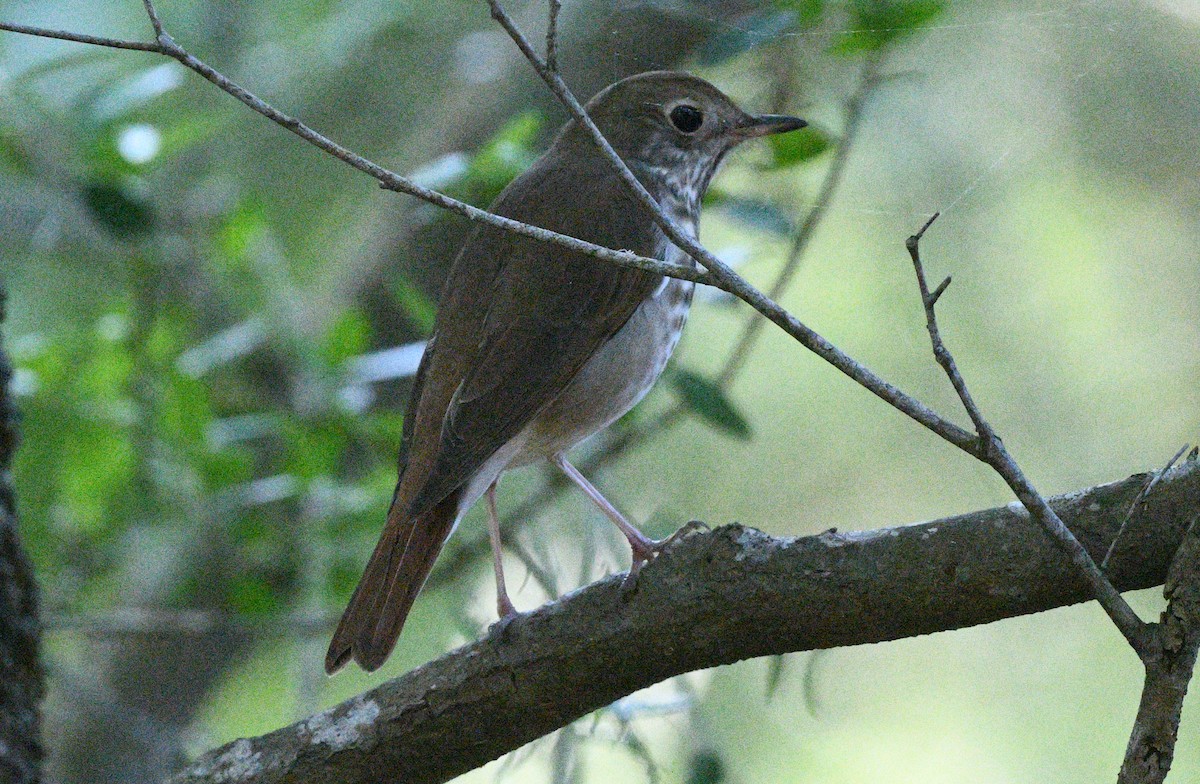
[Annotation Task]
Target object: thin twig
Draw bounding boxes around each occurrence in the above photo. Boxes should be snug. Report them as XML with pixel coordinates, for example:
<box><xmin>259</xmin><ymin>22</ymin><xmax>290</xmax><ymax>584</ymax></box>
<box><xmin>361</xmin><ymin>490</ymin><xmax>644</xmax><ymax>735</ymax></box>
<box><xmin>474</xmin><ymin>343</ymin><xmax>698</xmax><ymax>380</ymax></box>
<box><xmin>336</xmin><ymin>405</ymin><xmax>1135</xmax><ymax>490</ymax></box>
<box><xmin>0</xmin><ymin>21</ymin><xmax>161</xmax><ymax>52</ymax></box>
<box><xmin>716</xmin><ymin>50</ymin><xmax>882</xmax><ymax>387</ymax></box>
<box><xmin>0</xmin><ymin>16</ymin><xmax>712</xmax><ymax>290</ymax></box>
<box><xmin>141</xmin><ymin>0</ymin><xmax>167</xmax><ymax>39</ymax></box>
<box><xmin>545</xmin><ymin>0</ymin><xmax>562</xmax><ymax>73</ymax></box>
<box><xmin>906</xmin><ymin>215</ymin><xmax>1148</xmax><ymax>654</ymax></box>
<box><xmin>1105</xmin><ymin>443</ymin><xmax>1192</xmax><ymax>570</ymax></box>
<box><xmin>484</xmin><ymin>0</ymin><xmax>979</xmax><ymax>456</ymax></box>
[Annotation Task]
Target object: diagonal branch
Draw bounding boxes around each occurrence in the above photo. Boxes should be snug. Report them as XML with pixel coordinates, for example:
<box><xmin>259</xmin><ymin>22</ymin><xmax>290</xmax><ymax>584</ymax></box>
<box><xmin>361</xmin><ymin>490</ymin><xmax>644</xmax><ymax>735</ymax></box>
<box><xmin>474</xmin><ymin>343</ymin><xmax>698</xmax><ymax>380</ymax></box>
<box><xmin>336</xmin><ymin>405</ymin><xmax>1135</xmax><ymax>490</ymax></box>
<box><xmin>167</xmin><ymin>462</ymin><xmax>1200</xmax><ymax>784</ymax></box>
<box><xmin>905</xmin><ymin>214</ymin><xmax>1149</xmax><ymax>654</ymax></box>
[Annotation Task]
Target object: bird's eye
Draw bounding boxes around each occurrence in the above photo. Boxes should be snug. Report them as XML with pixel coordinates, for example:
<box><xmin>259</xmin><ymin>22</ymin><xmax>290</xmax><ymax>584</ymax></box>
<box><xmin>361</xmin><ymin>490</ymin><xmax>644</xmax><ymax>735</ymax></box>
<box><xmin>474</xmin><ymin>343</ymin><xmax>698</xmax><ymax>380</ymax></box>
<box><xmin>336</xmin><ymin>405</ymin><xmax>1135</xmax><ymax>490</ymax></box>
<box><xmin>668</xmin><ymin>104</ymin><xmax>704</xmax><ymax>134</ymax></box>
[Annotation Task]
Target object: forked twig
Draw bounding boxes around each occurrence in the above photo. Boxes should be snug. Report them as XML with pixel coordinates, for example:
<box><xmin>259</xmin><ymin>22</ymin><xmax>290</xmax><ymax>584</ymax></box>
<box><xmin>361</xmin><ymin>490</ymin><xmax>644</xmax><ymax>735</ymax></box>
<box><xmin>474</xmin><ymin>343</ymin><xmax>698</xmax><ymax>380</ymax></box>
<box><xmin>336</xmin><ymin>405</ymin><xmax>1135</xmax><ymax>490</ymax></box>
<box><xmin>906</xmin><ymin>214</ymin><xmax>1148</xmax><ymax>655</ymax></box>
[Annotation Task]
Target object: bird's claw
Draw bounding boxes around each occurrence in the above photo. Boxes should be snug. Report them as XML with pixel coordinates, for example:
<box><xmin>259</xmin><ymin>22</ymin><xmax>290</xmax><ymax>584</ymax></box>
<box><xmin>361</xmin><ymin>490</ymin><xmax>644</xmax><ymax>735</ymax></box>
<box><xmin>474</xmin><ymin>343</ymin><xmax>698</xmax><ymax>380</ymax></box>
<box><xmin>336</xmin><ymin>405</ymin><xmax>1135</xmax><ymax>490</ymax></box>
<box><xmin>489</xmin><ymin>599</ymin><xmax>521</xmax><ymax>639</ymax></box>
<box><xmin>621</xmin><ymin>520</ymin><xmax>710</xmax><ymax>597</ymax></box>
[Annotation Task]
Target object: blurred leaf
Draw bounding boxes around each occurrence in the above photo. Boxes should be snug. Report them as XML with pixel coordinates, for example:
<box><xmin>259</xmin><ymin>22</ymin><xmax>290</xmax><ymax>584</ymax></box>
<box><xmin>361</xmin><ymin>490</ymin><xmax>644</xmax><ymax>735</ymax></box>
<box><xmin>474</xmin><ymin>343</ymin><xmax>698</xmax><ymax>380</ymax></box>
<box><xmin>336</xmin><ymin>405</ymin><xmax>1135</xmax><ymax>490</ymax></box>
<box><xmin>766</xmin><ymin>652</ymin><xmax>787</xmax><ymax>698</ymax></box>
<box><xmin>687</xmin><ymin>751</ymin><xmax>725</xmax><ymax>784</ymax></box>
<box><xmin>669</xmin><ymin>369</ymin><xmax>752</xmax><ymax>439</ymax></box>
<box><xmin>226</xmin><ymin>574</ymin><xmax>280</xmax><ymax>615</ymax></box>
<box><xmin>86</xmin><ymin>64</ymin><xmax>182</xmax><ymax>123</ymax></box>
<box><xmin>282</xmin><ymin>418</ymin><xmax>351</xmax><ymax>479</ymax></box>
<box><xmin>0</xmin><ymin>130</ymin><xmax>34</xmax><ymax>175</ymax></box>
<box><xmin>766</xmin><ymin>124</ymin><xmax>833</xmax><ymax>168</ymax></box>
<box><xmin>715</xmin><ymin>196</ymin><xmax>796</xmax><ymax>236</ymax></box>
<box><xmin>154</xmin><ymin>112</ymin><xmax>229</xmax><ymax>161</ymax></box>
<box><xmin>457</xmin><ymin>110</ymin><xmax>543</xmax><ymax>206</ymax></box>
<box><xmin>832</xmin><ymin>0</ymin><xmax>945</xmax><ymax>55</ymax></box>
<box><xmin>218</xmin><ymin>200</ymin><xmax>270</xmax><ymax>263</ymax></box>
<box><xmin>392</xmin><ymin>275</ymin><xmax>436</xmax><ymax>334</ymax></box>
<box><xmin>772</xmin><ymin>0</ymin><xmax>825</xmax><ymax>25</ymax></box>
<box><xmin>698</xmin><ymin>9</ymin><xmax>798</xmax><ymax>65</ymax></box>
<box><xmin>82</xmin><ymin>181</ymin><xmax>155</xmax><ymax>238</ymax></box>
<box><xmin>159</xmin><ymin>369</ymin><xmax>214</xmax><ymax>450</ymax></box>
<box><xmin>322</xmin><ymin>307</ymin><xmax>372</xmax><ymax>367</ymax></box>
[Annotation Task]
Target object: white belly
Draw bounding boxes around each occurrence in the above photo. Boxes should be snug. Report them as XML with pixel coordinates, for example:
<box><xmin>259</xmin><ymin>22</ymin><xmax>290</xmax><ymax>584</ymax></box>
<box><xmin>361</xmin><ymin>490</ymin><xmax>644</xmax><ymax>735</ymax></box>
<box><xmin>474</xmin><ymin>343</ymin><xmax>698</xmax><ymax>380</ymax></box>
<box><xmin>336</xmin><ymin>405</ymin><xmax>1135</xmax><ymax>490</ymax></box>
<box><xmin>516</xmin><ymin>272</ymin><xmax>695</xmax><ymax>462</ymax></box>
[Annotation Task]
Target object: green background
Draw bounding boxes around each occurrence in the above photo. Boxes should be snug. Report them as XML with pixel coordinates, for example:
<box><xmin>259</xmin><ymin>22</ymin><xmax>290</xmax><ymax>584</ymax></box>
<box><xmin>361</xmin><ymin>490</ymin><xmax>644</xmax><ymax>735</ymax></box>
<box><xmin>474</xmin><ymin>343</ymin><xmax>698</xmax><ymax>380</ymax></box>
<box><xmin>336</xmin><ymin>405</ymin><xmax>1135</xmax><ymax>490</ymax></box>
<box><xmin>1</xmin><ymin>0</ymin><xmax>1198</xmax><ymax>782</ymax></box>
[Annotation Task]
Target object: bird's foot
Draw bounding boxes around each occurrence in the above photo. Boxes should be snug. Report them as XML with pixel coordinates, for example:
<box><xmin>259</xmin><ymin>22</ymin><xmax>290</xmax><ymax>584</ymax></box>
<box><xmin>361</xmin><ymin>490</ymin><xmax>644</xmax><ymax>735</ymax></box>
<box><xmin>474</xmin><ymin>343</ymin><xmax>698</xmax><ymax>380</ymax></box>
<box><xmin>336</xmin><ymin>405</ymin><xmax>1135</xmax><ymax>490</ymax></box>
<box><xmin>620</xmin><ymin>520</ymin><xmax>710</xmax><ymax>596</ymax></box>
<box><xmin>488</xmin><ymin>596</ymin><xmax>521</xmax><ymax>639</ymax></box>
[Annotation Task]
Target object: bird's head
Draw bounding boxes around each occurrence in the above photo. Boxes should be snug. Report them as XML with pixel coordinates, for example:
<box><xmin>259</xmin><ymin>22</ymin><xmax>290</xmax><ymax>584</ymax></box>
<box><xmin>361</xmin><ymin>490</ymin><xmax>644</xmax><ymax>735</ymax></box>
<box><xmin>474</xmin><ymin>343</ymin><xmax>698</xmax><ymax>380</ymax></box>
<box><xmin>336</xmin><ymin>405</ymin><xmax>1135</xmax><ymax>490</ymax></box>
<box><xmin>561</xmin><ymin>71</ymin><xmax>806</xmax><ymax>197</ymax></box>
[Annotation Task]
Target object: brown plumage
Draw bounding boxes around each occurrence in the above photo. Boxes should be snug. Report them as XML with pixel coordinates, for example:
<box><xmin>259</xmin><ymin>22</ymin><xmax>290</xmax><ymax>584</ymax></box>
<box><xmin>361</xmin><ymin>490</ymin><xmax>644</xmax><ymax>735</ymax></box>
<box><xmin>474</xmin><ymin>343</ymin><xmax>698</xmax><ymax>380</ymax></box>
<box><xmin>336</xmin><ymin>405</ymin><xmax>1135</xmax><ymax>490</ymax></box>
<box><xmin>326</xmin><ymin>72</ymin><xmax>805</xmax><ymax>673</ymax></box>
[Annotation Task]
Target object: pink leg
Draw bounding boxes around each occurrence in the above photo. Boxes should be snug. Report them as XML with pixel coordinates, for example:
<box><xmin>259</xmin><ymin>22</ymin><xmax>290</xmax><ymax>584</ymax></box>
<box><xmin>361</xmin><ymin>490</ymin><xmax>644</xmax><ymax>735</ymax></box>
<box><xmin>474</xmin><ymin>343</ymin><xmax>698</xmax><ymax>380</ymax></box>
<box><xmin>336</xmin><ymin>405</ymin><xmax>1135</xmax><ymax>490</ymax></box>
<box><xmin>552</xmin><ymin>453</ymin><xmax>702</xmax><ymax>580</ymax></box>
<box><xmin>485</xmin><ymin>482</ymin><xmax>518</xmax><ymax>620</ymax></box>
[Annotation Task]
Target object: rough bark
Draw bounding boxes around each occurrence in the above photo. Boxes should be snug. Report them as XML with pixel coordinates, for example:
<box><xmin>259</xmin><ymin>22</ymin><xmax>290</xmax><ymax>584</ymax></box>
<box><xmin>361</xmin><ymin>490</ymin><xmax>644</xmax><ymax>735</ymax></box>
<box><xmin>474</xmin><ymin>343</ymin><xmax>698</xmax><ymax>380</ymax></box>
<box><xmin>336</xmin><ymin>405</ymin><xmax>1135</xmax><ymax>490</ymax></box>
<box><xmin>0</xmin><ymin>289</ymin><xmax>44</xmax><ymax>784</ymax></box>
<box><xmin>1119</xmin><ymin>511</ymin><xmax>1200</xmax><ymax>784</ymax></box>
<box><xmin>168</xmin><ymin>460</ymin><xmax>1200</xmax><ymax>784</ymax></box>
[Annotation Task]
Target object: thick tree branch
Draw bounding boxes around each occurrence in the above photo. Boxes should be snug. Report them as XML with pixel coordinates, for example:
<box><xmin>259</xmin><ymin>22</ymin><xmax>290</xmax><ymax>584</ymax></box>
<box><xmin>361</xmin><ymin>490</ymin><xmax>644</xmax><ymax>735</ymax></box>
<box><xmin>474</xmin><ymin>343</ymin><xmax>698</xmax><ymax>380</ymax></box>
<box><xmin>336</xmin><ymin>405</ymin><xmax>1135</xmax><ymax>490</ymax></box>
<box><xmin>168</xmin><ymin>461</ymin><xmax>1200</xmax><ymax>784</ymax></box>
<box><xmin>1119</xmin><ymin>511</ymin><xmax>1200</xmax><ymax>784</ymax></box>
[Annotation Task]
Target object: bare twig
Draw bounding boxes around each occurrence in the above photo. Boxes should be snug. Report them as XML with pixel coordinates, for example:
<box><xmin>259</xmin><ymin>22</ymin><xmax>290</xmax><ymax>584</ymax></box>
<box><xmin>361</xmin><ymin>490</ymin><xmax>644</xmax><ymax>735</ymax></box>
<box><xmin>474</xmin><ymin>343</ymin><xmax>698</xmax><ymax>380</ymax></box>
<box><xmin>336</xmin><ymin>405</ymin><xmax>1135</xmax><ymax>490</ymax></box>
<box><xmin>545</xmin><ymin>0</ymin><xmax>562</xmax><ymax>73</ymax></box>
<box><xmin>0</xmin><ymin>21</ymin><xmax>160</xmax><ymax>52</ymax></box>
<box><xmin>1118</xmin><ymin>514</ymin><xmax>1200</xmax><ymax>784</ymax></box>
<box><xmin>1105</xmin><ymin>443</ymin><xmax>1192</xmax><ymax>570</ymax></box>
<box><xmin>716</xmin><ymin>49</ymin><xmax>882</xmax><ymax>387</ymax></box>
<box><xmin>140</xmin><ymin>0</ymin><xmax>167</xmax><ymax>39</ymax></box>
<box><xmin>905</xmin><ymin>215</ymin><xmax>1148</xmax><ymax>654</ymax></box>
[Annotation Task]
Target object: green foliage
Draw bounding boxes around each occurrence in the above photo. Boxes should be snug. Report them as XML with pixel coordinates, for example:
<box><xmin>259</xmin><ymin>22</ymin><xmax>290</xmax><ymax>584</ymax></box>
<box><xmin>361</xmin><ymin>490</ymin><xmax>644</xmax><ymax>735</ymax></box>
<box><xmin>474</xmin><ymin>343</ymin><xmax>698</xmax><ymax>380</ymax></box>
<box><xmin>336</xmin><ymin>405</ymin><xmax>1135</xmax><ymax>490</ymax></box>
<box><xmin>321</xmin><ymin>308</ymin><xmax>371</xmax><ymax>367</ymax></box>
<box><xmin>773</xmin><ymin>0</ymin><xmax>826</xmax><ymax>24</ymax></box>
<box><xmin>81</xmin><ymin>181</ymin><xmax>156</xmax><ymax>238</ymax></box>
<box><xmin>668</xmin><ymin>368</ymin><xmax>752</xmax><ymax>440</ymax></box>
<box><xmin>832</xmin><ymin>0</ymin><xmax>945</xmax><ymax>54</ymax></box>
<box><xmin>687</xmin><ymin>751</ymin><xmax>726</xmax><ymax>784</ymax></box>
<box><xmin>446</xmin><ymin>110</ymin><xmax>543</xmax><ymax>208</ymax></box>
<box><xmin>391</xmin><ymin>275</ymin><xmax>436</xmax><ymax>334</ymax></box>
<box><xmin>766</xmin><ymin>124</ymin><xmax>833</xmax><ymax>168</ymax></box>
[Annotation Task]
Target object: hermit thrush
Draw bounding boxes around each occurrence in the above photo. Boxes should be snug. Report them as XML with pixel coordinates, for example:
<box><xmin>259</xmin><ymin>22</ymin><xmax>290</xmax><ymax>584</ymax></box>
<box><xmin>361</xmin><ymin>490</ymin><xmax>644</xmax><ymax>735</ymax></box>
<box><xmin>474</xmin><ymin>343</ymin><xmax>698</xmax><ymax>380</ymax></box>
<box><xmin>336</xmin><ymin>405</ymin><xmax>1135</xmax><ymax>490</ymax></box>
<box><xmin>326</xmin><ymin>71</ymin><xmax>805</xmax><ymax>673</ymax></box>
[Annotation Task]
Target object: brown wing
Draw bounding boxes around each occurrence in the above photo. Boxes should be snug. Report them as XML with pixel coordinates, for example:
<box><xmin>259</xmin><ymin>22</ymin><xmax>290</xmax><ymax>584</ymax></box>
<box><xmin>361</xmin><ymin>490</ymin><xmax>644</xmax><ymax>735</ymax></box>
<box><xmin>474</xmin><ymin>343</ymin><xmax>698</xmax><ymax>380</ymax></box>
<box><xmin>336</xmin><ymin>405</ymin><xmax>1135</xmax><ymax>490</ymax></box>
<box><xmin>398</xmin><ymin>150</ymin><xmax>665</xmax><ymax>520</ymax></box>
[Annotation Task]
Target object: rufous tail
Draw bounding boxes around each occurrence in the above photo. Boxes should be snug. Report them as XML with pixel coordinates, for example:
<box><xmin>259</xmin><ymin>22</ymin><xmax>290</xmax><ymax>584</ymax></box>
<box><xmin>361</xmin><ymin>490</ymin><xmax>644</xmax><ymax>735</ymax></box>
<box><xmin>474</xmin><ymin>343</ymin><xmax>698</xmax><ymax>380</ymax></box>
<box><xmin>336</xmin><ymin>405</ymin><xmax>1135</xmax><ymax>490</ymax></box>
<box><xmin>325</xmin><ymin>492</ymin><xmax>460</xmax><ymax>673</ymax></box>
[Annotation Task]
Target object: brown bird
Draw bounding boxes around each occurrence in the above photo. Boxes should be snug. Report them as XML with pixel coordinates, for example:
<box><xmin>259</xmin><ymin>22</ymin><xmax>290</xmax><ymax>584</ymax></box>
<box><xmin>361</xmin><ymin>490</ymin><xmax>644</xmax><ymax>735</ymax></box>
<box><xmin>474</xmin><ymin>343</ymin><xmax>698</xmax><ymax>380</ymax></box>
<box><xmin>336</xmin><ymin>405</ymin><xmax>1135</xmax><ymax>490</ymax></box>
<box><xmin>326</xmin><ymin>71</ymin><xmax>805</xmax><ymax>673</ymax></box>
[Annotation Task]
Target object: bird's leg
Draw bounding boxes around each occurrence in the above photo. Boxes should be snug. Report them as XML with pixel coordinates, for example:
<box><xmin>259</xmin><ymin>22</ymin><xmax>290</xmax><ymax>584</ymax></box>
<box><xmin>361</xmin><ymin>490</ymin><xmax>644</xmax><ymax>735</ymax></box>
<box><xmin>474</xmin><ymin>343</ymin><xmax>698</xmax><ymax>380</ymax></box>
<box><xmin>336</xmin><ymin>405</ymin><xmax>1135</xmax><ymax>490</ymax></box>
<box><xmin>552</xmin><ymin>453</ymin><xmax>702</xmax><ymax>583</ymax></box>
<box><xmin>485</xmin><ymin>482</ymin><xmax>519</xmax><ymax>623</ymax></box>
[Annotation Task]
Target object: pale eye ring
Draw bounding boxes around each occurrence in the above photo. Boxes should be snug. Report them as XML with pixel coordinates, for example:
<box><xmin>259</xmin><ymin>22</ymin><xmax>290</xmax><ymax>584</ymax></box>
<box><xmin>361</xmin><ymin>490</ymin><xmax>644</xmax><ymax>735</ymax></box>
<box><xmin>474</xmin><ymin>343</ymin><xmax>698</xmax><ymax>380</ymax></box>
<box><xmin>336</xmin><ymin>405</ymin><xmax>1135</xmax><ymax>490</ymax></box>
<box><xmin>668</xmin><ymin>104</ymin><xmax>704</xmax><ymax>134</ymax></box>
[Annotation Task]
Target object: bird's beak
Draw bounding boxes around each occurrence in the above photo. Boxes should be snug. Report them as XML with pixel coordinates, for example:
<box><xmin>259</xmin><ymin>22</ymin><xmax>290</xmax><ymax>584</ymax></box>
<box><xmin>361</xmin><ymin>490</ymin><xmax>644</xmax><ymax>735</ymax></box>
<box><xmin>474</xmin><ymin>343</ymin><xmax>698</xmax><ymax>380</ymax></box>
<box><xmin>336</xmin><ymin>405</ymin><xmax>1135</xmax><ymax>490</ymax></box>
<box><xmin>733</xmin><ymin>114</ymin><xmax>807</xmax><ymax>138</ymax></box>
